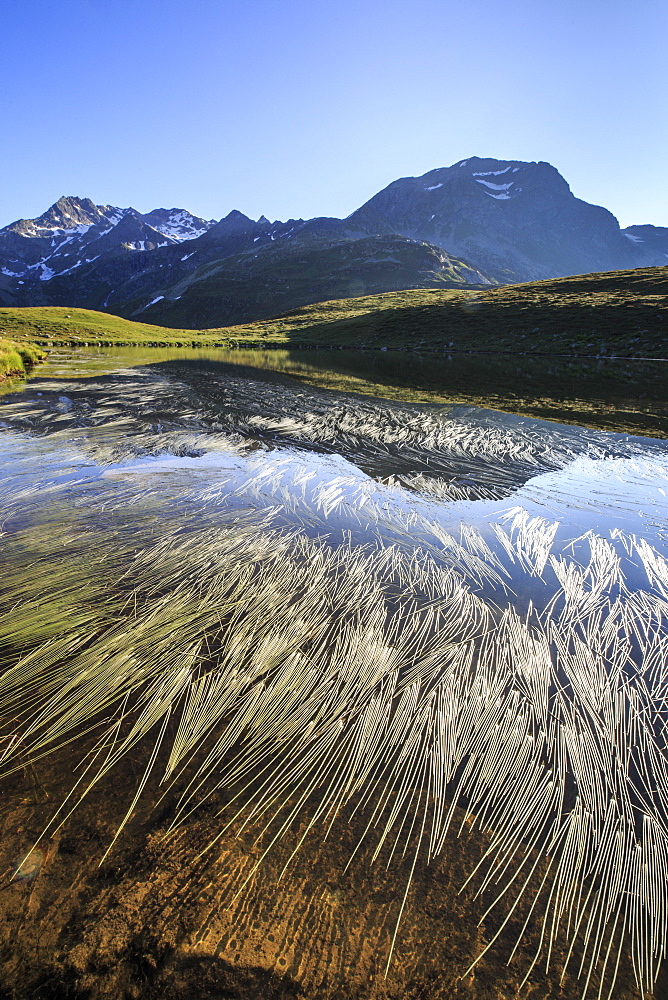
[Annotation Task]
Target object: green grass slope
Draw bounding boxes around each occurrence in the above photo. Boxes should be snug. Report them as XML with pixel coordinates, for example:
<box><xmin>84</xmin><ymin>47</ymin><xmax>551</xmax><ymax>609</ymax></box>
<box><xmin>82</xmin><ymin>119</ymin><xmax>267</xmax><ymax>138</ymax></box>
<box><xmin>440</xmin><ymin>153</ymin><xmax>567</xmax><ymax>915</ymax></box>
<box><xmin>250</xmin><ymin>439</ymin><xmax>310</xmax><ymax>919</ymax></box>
<box><xmin>0</xmin><ymin>265</ymin><xmax>666</xmax><ymax>358</ymax></box>
<box><xmin>0</xmin><ymin>338</ymin><xmax>46</xmax><ymax>380</ymax></box>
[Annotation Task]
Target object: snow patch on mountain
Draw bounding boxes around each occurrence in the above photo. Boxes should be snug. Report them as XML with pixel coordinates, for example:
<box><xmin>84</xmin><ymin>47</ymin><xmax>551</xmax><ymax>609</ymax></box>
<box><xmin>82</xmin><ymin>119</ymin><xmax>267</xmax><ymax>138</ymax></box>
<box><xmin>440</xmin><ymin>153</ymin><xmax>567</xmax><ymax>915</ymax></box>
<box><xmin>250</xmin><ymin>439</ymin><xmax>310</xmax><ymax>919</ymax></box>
<box><xmin>142</xmin><ymin>295</ymin><xmax>164</xmax><ymax>310</ymax></box>
<box><xmin>149</xmin><ymin>210</ymin><xmax>211</xmax><ymax>241</ymax></box>
<box><xmin>29</xmin><ymin>263</ymin><xmax>56</xmax><ymax>280</ymax></box>
<box><xmin>485</xmin><ymin>191</ymin><xmax>512</xmax><ymax>201</ymax></box>
<box><xmin>472</xmin><ymin>167</ymin><xmax>512</xmax><ymax>177</ymax></box>
<box><xmin>19</xmin><ymin>220</ymin><xmax>93</xmax><ymax>239</ymax></box>
<box><xmin>57</xmin><ymin>260</ymin><xmax>83</xmax><ymax>275</ymax></box>
<box><xmin>475</xmin><ymin>179</ymin><xmax>515</xmax><ymax>191</ymax></box>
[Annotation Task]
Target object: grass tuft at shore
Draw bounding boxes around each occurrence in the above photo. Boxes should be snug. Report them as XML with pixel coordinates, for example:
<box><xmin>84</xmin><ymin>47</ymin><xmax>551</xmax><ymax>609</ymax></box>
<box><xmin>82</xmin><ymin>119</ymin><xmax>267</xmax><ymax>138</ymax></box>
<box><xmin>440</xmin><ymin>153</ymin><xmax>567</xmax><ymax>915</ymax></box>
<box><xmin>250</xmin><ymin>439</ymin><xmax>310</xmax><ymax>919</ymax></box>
<box><xmin>0</xmin><ymin>338</ymin><xmax>46</xmax><ymax>380</ymax></box>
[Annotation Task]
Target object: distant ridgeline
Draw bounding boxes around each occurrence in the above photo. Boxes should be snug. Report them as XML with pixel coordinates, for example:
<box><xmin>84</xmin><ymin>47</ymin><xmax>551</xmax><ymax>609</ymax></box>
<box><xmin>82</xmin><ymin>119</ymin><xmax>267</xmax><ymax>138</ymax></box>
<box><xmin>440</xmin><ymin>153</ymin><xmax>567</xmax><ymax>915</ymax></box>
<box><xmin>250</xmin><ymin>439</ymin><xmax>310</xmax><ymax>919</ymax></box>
<box><xmin>1</xmin><ymin>158</ymin><xmax>667</xmax><ymax>330</ymax></box>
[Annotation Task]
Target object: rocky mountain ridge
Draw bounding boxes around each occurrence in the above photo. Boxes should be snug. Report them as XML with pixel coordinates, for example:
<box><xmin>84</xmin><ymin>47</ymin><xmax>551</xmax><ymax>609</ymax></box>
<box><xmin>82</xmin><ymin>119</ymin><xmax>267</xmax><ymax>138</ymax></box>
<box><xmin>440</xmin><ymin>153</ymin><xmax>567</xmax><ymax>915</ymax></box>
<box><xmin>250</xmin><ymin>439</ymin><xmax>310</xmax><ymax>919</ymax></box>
<box><xmin>1</xmin><ymin>159</ymin><xmax>667</xmax><ymax>328</ymax></box>
<box><xmin>342</xmin><ymin>157</ymin><xmax>667</xmax><ymax>283</ymax></box>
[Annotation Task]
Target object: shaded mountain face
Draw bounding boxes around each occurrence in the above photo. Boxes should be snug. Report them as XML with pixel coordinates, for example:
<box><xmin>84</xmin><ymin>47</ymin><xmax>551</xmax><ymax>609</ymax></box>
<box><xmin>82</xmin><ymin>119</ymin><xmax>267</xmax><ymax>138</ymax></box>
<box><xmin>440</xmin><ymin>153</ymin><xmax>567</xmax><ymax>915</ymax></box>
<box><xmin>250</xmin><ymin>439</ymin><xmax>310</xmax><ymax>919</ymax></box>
<box><xmin>1</xmin><ymin>160</ymin><xmax>667</xmax><ymax>327</ymax></box>
<box><xmin>132</xmin><ymin>234</ymin><xmax>492</xmax><ymax>329</ymax></box>
<box><xmin>622</xmin><ymin>224</ymin><xmax>668</xmax><ymax>261</ymax></box>
<box><xmin>344</xmin><ymin>157</ymin><xmax>668</xmax><ymax>283</ymax></box>
<box><xmin>0</xmin><ymin>198</ymin><xmax>493</xmax><ymax>325</ymax></box>
<box><xmin>0</xmin><ymin>197</ymin><xmax>215</xmax><ymax>293</ymax></box>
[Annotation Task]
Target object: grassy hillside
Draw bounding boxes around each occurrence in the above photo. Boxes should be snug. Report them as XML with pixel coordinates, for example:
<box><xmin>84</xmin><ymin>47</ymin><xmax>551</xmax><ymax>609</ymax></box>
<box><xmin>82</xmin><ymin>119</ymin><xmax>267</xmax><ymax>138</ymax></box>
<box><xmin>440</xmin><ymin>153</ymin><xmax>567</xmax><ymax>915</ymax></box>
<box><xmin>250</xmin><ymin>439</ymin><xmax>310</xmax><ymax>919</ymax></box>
<box><xmin>0</xmin><ymin>265</ymin><xmax>666</xmax><ymax>358</ymax></box>
<box><xmin>0</xmin><ymin>338</ymin><xmax>46</xmax><ymax>379</ymax></box>
<box><xmin>126</xmin><ymin>234</ymin><xmax>492</xmax><ymax>329</ymax></box>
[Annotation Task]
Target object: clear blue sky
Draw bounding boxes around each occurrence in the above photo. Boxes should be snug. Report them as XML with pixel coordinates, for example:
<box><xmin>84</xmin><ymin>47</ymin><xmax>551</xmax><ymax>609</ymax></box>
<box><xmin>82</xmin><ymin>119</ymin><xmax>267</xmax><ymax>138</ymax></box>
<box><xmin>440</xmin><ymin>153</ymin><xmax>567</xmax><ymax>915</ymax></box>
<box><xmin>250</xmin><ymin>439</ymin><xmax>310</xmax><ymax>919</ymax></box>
<box><xmin>2</xmin><ymin>0</ymin><xmax>667</xmax><ymax>229</ymax></box>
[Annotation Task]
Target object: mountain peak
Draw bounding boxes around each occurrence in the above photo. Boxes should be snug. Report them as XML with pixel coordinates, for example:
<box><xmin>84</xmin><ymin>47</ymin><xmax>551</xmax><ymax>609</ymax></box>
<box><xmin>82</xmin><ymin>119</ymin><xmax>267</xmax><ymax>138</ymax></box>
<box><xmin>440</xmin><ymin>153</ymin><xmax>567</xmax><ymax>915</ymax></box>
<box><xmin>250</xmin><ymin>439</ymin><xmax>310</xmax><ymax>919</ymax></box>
<box><xmin>344</xmin><ymin>156</ymin><xmax>642</xmax><ymax>282</ymax></box>
<box><xmin>224</xmin><ymin>210</ymin><xmax>252</xmax><ymax>223</ymax></box>
<box><xmin>51</xmin><ymin>194</ymin><xmax>99</xmax><ymax>217</ymax></box>
<box><xmin>138</xmin><ymin>207</ymin><xmax>214</xmax><ymax>242</ymax></box>
<box><xmin>3</xmin><ymin>196</ymin><xmax>124</xmax><ymax>239</ymax></box>
<box><xmin>207</xmin><ymin>210</ymin><xmax>256</xmax><ymax>238</ymax></box>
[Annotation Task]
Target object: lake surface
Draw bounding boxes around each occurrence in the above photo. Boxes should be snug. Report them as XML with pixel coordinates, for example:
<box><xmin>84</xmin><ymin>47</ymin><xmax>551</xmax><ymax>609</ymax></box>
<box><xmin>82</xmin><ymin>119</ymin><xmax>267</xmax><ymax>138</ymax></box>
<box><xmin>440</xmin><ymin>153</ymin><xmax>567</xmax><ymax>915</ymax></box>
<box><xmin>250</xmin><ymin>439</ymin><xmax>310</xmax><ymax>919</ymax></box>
<box><xmin>1</xmin><ymin>347</ymin><xmax>668</xmax><ymax>997</ymax></box>
<box><xmin>4</xmin><ymin>343</ymin><xmax>667</xmax><ymax>435</ymax></box>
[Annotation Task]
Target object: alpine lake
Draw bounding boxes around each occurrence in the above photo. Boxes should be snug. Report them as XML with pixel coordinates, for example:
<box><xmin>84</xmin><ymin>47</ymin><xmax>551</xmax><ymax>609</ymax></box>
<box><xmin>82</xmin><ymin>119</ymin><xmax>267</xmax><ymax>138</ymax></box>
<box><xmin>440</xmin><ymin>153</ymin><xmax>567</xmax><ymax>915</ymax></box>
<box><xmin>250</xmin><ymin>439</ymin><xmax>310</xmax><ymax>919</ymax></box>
<box><xmin>1</xmin><ymin>344</ymin><xmax>668</xmax><ymax>1000</ymax></box>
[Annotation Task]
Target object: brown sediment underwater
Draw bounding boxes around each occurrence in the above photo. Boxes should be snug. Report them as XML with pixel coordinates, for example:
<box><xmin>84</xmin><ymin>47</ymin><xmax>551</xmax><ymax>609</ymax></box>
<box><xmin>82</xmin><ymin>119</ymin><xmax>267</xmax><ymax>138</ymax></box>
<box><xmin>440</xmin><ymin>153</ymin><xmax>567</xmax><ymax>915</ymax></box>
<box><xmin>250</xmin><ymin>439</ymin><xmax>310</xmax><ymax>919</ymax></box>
<box><xmin>0</xmin><ymin>751</ymin><xmax>644</xmax><ymax>1000</ymax></box>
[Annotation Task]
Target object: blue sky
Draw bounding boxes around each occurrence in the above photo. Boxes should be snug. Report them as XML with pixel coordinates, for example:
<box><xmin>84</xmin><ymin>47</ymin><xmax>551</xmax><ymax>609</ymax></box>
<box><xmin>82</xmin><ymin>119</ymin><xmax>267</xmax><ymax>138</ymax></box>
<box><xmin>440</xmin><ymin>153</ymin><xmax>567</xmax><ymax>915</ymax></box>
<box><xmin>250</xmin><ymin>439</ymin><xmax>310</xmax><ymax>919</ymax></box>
<box><xmin>1</xmin><ymin>0</ymin><xmax>666</xmax><ymax>229</ymax></box>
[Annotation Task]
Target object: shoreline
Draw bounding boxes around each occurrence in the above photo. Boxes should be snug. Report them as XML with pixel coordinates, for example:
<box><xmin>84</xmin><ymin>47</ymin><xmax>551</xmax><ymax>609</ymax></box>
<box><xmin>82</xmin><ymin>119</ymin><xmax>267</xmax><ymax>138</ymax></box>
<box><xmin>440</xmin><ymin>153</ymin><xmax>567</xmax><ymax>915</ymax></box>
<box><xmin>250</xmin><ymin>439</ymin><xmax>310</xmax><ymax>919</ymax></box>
<box><xmin>19</xmin><ymin>338</ymin><xmax>668</xmax><ymax>362</ymax></box>
<box><xmin>0</xmin><ymin>339</ymin><xmax>47</xmax><ymax>381</ymax></box>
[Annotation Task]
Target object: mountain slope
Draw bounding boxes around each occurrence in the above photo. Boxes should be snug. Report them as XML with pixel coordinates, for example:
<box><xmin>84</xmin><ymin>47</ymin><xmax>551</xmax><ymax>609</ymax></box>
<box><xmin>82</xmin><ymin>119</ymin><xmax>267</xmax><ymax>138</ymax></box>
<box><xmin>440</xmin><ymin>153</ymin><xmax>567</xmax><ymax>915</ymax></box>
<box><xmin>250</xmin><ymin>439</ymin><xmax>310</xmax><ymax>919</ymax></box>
<box><xmin>2</xmin><ymin>264</ymin><xmax>666</xmax><ymax>360</ymax></box>
<box><xmin>1</xmin><ymin>161</ymin><xmax>667</xmax><ymax>327</ymax></box>
<box><xmin>129</xmin><ymin>233</ymin><xmax>492</xmax><ymax>329</ymax></box>
<box><xmin>0</xmin><ymin>200</ymin><xmax>493</xmax><ymax>327</ymax></box>
<box><xmin>0</xmin><ymin>197</ymin><xmax>215</xmax><ymax>306</ymax></box>
<box><xmin>344</xmin><ymin>157</ymin><xmax>668</xmax><ymax>283</ymax></box>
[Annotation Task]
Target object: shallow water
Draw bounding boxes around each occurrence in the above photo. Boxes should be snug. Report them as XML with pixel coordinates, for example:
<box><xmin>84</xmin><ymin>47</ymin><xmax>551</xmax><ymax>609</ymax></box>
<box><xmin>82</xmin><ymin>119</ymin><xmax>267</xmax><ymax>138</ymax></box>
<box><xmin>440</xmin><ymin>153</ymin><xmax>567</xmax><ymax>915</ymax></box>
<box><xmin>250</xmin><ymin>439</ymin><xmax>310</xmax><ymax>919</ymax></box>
<box><xmin>2</xmin><ymin>349</ymin><xmax>668</xmax><ymax>997</ymax></box>
<box><xmin>5</xmin><ymin>343</ymin><xmax>667</xmax><ymax>434</ymax></box>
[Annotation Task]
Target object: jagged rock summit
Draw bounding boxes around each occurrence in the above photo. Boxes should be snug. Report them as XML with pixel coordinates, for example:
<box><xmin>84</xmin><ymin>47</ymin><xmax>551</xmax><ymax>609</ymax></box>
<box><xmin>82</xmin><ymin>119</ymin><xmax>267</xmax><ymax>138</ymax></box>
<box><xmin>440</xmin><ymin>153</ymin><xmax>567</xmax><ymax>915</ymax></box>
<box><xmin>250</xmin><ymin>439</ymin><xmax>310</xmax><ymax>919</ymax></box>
<box><xmin>7</xmin><ymin>195</ymin><xmax>121</xmax><ymax>238</ymax></box>
<box><xmin>0</xmin><ymin>196</ymin><xmax>216</xmax><ymax>287</ymax></box>
<box><xmin>1</xmin><ymin>159</ymin><xmax>666</xmax><ymax>328</ymax></box>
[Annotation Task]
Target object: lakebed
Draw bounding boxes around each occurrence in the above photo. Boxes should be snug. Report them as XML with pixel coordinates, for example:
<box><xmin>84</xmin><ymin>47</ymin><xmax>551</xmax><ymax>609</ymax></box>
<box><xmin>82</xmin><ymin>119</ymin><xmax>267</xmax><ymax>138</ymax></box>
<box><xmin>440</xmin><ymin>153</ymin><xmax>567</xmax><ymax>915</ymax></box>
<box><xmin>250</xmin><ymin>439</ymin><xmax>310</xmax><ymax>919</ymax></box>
<box><xmin>1</xmin><ymin>347</ymin><xmax>668</xmax><ymax>999</ymax></box>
